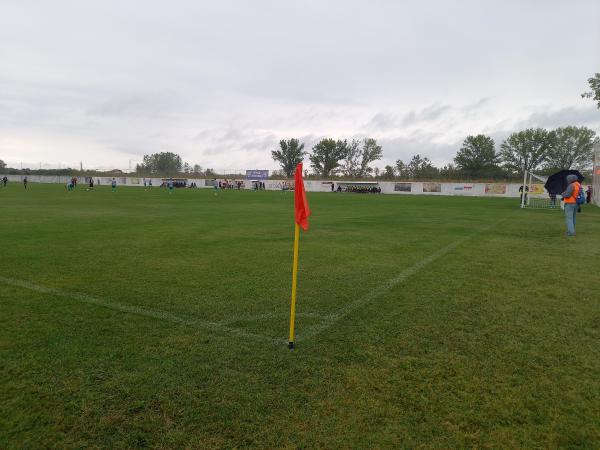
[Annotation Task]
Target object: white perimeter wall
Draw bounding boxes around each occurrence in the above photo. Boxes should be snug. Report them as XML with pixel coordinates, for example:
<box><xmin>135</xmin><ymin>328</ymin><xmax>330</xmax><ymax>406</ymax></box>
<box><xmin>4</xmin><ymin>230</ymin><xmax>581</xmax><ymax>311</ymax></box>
<box><xmin>1</xmin><ymin>174</ymin><xmax>530</xmax><ymax>198</ymax></box>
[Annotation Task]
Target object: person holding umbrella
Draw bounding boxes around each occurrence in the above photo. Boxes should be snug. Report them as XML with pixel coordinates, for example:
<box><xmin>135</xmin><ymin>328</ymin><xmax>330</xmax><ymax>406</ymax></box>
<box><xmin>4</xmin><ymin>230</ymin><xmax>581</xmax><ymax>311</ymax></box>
<box><xmin>561</xmin><ymin>174</ymin><xmax>582</xmax><ymax>237</ymax></box>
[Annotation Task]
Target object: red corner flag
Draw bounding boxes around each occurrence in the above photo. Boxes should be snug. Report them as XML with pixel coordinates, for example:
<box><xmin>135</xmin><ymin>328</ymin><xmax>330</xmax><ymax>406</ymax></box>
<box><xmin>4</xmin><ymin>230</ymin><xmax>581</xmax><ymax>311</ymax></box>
<box><xmin>294</xmin><ymin>163</ymin><xmax>311</xmax><ymax>231</ymax></box>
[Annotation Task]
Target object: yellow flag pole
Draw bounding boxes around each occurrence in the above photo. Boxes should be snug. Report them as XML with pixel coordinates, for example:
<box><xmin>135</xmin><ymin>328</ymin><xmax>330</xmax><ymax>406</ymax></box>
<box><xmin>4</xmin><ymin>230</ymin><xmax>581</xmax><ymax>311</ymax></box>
<box><xmin>288</xmin><ymin>223</ymin><xmax>300</xmax><ymax>349</ymax></box>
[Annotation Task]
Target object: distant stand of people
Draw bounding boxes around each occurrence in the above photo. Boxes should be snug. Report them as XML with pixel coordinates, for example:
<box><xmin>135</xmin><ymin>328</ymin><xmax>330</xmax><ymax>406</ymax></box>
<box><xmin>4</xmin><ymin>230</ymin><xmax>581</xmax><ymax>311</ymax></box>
<box><xmin>338</xmin><ymin>184</ymin><xmax>381</xmax><ymax>194</ymax></box>
<box><xmin>160</xmin><ymin>179</ymin><xmax>186</xmax><ymax>188</ymax></box>
<box><xmin>206</xmin><ymin>179</ymin><xmax>245</xmax><ymax>190</ymax></box>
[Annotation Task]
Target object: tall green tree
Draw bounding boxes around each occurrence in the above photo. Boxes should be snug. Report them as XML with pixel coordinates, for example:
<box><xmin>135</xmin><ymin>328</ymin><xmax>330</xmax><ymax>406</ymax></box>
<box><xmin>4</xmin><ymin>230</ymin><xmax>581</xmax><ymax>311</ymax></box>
<box><xmin>340</xmin><ymin>139</ymin><xmax>361</xmax><ymax>177</ymax></box>
<box><xmin>544</xmin><ymin>126</ymin><xmax>598</xmax><ymax>170</ymax></box>
<box><xmin>382</xmin><ymin>165</ymin><xmax>396</xmax><ymax>179</ymax></box>
<box><xmin>404</xmin><ymin>154</ymin><xmax>438</xmax><ymax>179</ymax></box>
<box><xmin>499</xmin><ymin>128</ymin><xmax>554</xmax><ymax>173</ymax></box>
<box><xmin>340</xmin><ymin>138</ymin><xmax>383</xmax><ymax>177</ymax></box>
<box><xmin>358</xmin><ymin>138</ymin><xmax>383</xmax><ymax>177</ymax></box>
<box><xmin>454</xmin><ymin>134</ymin><xmax>499</xmax><ymax>176</ymax></box>
<box><xmin>138</xmin><ymin>152</ymin><xmax>183</xmax><ymax>175</ymax></box>
<box><xmin>439</xmin><ymin>163</ymin><xmax>460</xmax><ymax>180</ymax></box>
<box><xmin>271</xmin><ymin>138</ymin><xmax>306</xmax><ymax>177</ymax></box>
<box><xmin>0</xmin><ymin>159</ymin><xmax>6</xmax><ymax>170</ymax></box>
<box><xmin>309</xmin><ymin>139</ymin><xmax>348</xmax><ymax>177</ymax></box>
<box><xmin>395</xmin><ymin>160</ymin><xmax>408</xmax><ymax>179</ymax></box>
<box><xmin>582</xmin><ymin>73</ymin><xmax>600</xmax><ymax>108</ymax></box>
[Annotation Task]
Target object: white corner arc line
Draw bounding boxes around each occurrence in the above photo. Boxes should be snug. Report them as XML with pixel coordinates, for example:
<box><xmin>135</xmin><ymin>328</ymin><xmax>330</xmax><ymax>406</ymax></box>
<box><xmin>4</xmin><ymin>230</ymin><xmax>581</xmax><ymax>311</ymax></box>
<box><xmin>300</xmin><ymin>219</ymin><xmax>506</xmax><ymax>341</ymax></box>
<box><xmin>0</xmin><ymin>276</ymin><xmax>282</xmax><ymax>344</ymax></box>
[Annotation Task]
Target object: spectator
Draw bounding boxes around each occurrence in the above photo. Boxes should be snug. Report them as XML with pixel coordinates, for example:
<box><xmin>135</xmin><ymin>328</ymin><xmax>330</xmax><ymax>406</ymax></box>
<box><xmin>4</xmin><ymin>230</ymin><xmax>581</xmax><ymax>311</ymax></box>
<box><xmin>561</xmin><ymin>174</ymin><xmax>581</xmax><ymax>237</ymax></box>
<box><xmin>519</xmin><ymin>185</ymin><xmax>529</xmax><ymax>204</ymax></box>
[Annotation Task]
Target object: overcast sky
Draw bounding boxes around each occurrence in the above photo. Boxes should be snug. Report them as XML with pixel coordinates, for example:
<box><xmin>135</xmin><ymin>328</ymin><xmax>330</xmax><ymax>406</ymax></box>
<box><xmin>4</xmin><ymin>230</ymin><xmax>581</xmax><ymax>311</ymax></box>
<box><xmin>1</xmin><ymin>0</ymin><xmax>599</xmax><ymax>172</ymax></box>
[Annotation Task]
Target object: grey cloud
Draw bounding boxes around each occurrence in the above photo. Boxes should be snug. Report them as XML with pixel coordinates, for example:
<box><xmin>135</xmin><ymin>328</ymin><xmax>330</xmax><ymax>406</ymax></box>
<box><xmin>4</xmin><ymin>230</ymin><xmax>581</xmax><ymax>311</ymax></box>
<box><xmin>402</xmin><ymin>104</ymin><xmax>452</xmax><ymax>126</ymax></box>
<box><xmin>461</xmin><ymin>97</ymin><xmax>492</xmax><ymax>112</ymax></box>
<box><xmin>378</xmin><ymin>133</ymin><xmax>461</xmax><ymax>168</ymax></box>
<box><xmin>196</xmin><ymin>126</ymin><xmax>278</xmax><ymax>161</ymax></box>
<box><xmin>518</xmin><ymin>105</ymin><xmax>600</xmax><ymax>130</ymax></box>
<box><xmin>482</xmin><ymin>105</ymin><xmax>600</xmax><ymax>147</ymax></box>
<box><xmin>86</xmin><ymin>92</ymin><xmax>177</xmax><ymax>118</ymax></box>
<box><xmin>365</xmin><ymin>113</ymin><xmax>399</xmax><ymax>131</ymax></box>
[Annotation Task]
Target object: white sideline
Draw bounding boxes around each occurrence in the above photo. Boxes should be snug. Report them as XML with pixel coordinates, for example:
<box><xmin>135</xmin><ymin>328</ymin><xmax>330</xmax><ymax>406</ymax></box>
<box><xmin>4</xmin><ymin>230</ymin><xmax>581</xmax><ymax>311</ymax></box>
<box><xmin>300</xmin><ymin>220</ymin><xmax>505</xmax><ymax>341</ymax></box>
<box><xmin>0</xmin><ymin>275</ymin><xmax>281</xmax><ymax>344</ymax></box>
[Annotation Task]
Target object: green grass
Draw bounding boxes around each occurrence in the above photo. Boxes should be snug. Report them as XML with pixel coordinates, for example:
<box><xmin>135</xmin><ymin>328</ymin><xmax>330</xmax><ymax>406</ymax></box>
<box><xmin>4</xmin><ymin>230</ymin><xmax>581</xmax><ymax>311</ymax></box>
<box><xmin>1</xmin><ymin>183</ymin><xmax>600</xmax><ymax>449</ymax></box>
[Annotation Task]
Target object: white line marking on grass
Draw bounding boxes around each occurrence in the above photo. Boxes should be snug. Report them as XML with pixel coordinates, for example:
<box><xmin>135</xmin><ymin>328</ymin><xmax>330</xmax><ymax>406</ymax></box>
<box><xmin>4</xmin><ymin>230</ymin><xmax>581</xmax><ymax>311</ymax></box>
<box><xmin>300</xmin><ymin>220</ymin><xmax>505</xmax><ymax>341</ymax></box>
<box><xmin>0</xmin><ymin>276</ymin><xmax>282</xmax><ymax>344</ymax></box>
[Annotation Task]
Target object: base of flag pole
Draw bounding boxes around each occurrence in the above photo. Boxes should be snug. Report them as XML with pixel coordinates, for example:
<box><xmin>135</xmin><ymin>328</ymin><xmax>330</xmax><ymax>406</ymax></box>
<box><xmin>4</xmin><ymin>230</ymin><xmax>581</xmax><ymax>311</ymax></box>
<box><xmin>288</xmin><ymin>341</ymin><xmax>295</xmax><ymax>350</ymax></box>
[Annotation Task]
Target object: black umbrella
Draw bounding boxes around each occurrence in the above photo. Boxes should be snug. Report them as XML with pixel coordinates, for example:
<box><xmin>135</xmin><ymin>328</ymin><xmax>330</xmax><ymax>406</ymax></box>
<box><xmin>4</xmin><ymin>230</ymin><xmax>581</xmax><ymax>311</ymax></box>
<box><xmin>544</xmin><ymin>169</ymin><xmax>584</xmax><ymax>195</ymax></box>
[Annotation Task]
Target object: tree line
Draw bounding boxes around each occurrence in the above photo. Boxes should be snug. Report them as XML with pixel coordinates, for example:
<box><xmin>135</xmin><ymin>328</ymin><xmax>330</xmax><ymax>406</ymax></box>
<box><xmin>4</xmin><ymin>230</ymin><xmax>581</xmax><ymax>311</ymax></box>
<box><xmin>272</xmin><ymin>126</ymin><xmax>598</xmax><ymax>180</ymax></box>
<box><xmin>271</xmin><ymin>138</ymin><xmax>383</xmax><ymax>178</ymax></box>
<box><xmin>2</xmin><ymin>126</ymin><xmax>597</xmax><ymax>181</ymax></box>
<box><xmin>134</xmin><ymin>152</ymin><xmax>210</xmax><ymax>176</ymax></box>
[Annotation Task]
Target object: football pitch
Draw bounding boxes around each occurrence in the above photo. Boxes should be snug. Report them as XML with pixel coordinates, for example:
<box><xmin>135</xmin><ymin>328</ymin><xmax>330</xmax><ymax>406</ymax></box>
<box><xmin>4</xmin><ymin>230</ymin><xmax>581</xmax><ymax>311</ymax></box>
<box><xmin>1</xmin><ymin>184</ymin><xmax>600</xmax><ymax>448</ymax></box>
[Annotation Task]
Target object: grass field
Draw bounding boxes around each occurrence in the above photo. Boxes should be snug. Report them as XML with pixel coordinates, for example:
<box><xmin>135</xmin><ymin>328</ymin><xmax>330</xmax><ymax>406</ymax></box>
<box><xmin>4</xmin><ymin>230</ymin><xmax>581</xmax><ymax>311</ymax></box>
<box><xmin>1</xmin><ymin>183</ymin><xmax>600</xmax><ymax>448</ymax></box>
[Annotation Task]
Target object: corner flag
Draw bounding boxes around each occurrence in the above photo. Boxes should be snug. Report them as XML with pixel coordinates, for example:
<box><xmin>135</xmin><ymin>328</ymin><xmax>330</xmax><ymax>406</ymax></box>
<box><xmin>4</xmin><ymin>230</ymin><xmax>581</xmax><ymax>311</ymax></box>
<box><xmin>294</xmin><ymin>163</ymin><xmax>311</xmax><ymax>231</ymax></box>
<box><xmin>288</xmin><ymin>163</ymin><xmax>311</xmax><ymax>349</ymax></box>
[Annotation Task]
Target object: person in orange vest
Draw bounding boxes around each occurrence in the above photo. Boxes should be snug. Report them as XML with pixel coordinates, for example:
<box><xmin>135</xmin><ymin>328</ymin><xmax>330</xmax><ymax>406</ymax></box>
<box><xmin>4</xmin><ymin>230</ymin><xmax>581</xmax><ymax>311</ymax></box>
<box><xmin>561</xmin><ymin>174</ymin><xmax>581</xmax><ymax>236</ymax></box>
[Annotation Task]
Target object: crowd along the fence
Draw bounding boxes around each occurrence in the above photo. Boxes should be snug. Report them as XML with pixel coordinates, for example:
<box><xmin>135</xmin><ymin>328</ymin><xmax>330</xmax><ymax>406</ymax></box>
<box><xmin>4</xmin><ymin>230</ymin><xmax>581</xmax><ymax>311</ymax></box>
<box><xmin>1</xmin><ymin>173</ymin><xmax>563</xmax><ymax>199</ymax></box>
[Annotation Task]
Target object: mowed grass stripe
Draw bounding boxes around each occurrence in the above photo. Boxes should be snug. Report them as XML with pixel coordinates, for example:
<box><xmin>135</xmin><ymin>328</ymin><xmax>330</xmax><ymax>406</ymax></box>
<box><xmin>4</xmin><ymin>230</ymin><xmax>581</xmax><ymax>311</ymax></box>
<box><xmin>0</xmin><ymin>275</ymin><xmax>280</xmax><ymax>344</ymax></box>
<box><xmin>300</xmin><ymin>217</ymin><xmax>507</xmax><ymax>341</ymax></box>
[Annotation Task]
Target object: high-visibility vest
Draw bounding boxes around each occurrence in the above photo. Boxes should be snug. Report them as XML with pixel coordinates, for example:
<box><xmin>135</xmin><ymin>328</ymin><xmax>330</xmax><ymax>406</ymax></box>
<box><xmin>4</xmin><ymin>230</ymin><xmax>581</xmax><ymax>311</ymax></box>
<box><xmin>564</xmin><ymin>182</ymin><xmax>581</xmax><ymax>204</ymax></box>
